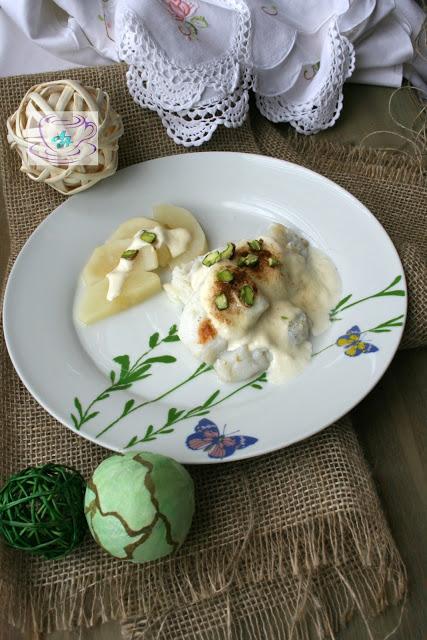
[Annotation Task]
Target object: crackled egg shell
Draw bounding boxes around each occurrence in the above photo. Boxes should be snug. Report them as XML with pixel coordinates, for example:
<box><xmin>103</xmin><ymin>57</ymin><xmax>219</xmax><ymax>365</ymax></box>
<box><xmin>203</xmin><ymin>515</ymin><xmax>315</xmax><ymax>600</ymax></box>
<box><xmin>84</xmin><ymin>452</ymin><xmax>194</xmax><ymax>563</ymax></box>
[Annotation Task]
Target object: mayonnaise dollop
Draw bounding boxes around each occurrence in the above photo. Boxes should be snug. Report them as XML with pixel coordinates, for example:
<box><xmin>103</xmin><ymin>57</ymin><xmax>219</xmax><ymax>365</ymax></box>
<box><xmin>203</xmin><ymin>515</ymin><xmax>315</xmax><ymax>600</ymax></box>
<box><xmin>106</xmin><ymin>225</ymin><xmax>191</xmax><ymax>301</ymax></box>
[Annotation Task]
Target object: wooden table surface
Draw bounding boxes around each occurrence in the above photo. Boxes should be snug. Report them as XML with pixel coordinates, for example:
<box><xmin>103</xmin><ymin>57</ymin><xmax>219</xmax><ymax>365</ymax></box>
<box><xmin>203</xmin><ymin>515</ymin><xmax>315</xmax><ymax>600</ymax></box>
<box><xmin>1</xmin><ymin>84</ymin><xmax>426</xmax><ymax>640</ymax></box>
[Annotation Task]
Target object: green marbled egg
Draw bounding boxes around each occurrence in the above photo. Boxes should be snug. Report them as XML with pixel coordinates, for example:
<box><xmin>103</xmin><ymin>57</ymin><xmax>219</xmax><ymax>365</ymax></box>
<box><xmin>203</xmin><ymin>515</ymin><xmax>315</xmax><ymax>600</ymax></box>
<box><xmin>84</xmin><ymin>451</ymin><xmax>194</xmax><ymax>563</ymax></box>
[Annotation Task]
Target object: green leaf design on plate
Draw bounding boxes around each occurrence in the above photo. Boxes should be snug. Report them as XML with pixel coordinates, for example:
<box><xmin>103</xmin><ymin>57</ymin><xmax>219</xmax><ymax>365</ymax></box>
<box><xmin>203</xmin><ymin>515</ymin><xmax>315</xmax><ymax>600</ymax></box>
<box><xmin>144</xmin><ymin>355</ymin><xmax>176</xmax><ymax>365</ymax></box>
<box><xmin>330</xmin><ymin>294</ymin><xmax>352</xmax><ymax>314</ymax></box>
<box><xmin>330</xmin><ymin>275</ymin><xmax>405</xmax><ymax>319</ymax></box>
<box><xmin>70</xmin><ymin>324</ymin><xmax>180</xmax><ymax>431</ymax></box>
<box><xmin>367</xmin><ymin>314</ymin><xmax>405</xmax><ymax>333</ymax></box>
<box><xmin>125</xmin><ymin>435</ymin><xmax>139</xmax><ymax>448</ymax></box>
<box><xmin>202</xmin><ymin>390</ymin><xmax>220</xmax><ymax>407</ymax></box>
<box><xmin>74</xmin><ymin>397</ymin><xmax>83</xmax><ymax>418</ymax></box>
<box><xmin>113</xmin><ymin>355</ymin><xmax>130</xmax><ymax>378</ymax></box>
<box><xmin>123</xmin><ymin>399</ymin><xmax>135</xmax><ymax>414</ymax></box>
<box><xmin>167</xmin><ymin>408</ymin><xmax>185</xmax><ymax>424</ymax></box>
<box><xmin>124</xmin><ymin>370</ymin><xmax>269</xmax><ymax>447</ymax></box>
<box><xmin>163</xmin><ymin>334</ymin><xmax>180</xmax><ymax>342</ymax></box>
<box><xmin>85</xmin><ymin>411</ymin><xmax>100</xmax><ymax>421</ymax></box>
<box><xmin>95</xmin><ymin>362</ymin><xmax>214</xmax><ymax>438</ymax></box>
<box><xmin>149</xmin><ymin>332</ymin><xmax>159</xmax><ymax>348</ymax></box>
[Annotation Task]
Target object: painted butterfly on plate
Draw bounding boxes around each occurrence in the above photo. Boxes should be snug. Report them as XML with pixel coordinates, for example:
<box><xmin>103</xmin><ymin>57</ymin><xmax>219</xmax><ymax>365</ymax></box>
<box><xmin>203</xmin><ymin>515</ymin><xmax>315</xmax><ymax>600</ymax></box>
<box><xmin>186</xmin><ymin>419</ymin><xmax>258</xmax><ymax>459</ymax></box>
<box><xmin>336</xmin><ymin>325</ymin><xmax>379</xmax><ymax>357</ymax></box>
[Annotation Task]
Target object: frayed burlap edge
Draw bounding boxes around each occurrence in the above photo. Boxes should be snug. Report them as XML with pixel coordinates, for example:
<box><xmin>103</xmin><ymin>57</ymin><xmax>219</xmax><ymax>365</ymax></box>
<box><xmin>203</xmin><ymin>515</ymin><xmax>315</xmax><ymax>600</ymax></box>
<box><xmin>0</xmin><ymin>508</ymin><xmax>406</xmax><ymax>635</ymax></box>
<box><xmin>122</xmin><ymin>564</ymin><xmax>406</xmax><ymax>640</ymax></box>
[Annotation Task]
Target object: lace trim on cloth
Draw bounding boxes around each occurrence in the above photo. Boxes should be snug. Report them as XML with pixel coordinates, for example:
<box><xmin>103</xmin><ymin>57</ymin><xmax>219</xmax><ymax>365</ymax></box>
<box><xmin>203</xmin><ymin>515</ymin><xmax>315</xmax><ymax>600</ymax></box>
<box><xmin>255</xmin><ymin>21</ymin><xmax>355</xmax><ymax>135</ymax></box>
<box><xmin>119</xmin><ymin>8</ymin><xmax>355</xmax><ymax>144</ymax></box>
<box><xmin>119</xmin><ymin>3</ymin><xmax>252</xmax><ymax>147</ymax></box>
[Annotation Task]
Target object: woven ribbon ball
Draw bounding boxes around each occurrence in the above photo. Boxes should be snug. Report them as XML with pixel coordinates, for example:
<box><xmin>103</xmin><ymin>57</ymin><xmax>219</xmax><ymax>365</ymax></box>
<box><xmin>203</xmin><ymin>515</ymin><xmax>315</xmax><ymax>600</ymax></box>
<box><xmin>0</xmin><ymin>463</ymin><xmax>87</xmax><ymax>559</ymax></box>
<box><xmin>6</xmin><ymin>79</ymin><xmax>123</xmax><ymax>195</ymax></box>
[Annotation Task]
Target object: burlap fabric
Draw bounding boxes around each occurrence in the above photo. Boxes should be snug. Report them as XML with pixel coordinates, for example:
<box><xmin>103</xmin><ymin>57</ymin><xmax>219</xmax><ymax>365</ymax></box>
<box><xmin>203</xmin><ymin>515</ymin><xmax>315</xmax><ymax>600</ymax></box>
<box><xmin>0</xmin><ymin>65</ymin><xmax>425</xmax><ymax>640</ymax></box>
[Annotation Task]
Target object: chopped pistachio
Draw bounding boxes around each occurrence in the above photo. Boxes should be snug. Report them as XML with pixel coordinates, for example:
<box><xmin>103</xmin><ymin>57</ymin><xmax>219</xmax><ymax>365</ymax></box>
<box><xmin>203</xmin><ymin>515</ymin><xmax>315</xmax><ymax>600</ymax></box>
<box><xmin>217</xmin><ymin>268</ymin><xmax>234</xmax><ymax>283</ymax></box>
<box><xmin>240</xmin><ymin>284</ymin><xmax>255</xmax><ymax>306</ymax></box>
<box><xmin>238</xmin><ymin>253</ymin><xmax>259</xmax><ymax>268</ymax></box>
<box><xmin>215</xmin><ymin>293</ymin><xmax>229</xmax><ymax>310</ymax></box>
<box><xmin>248</xmin><ymin>239</ymin><xmax>263</xmax><ymax>251</ymax></box>
<box><xmin>244</xmin><ymin>253</ymin><xmax>259</xmax><ymax>267</ymax></box>
<box><xmin>221</xmin><ymin>242</ymin><xmax>236</xmax><ymax>260</ymax></box>
<box><xmin>121</xmin><ymin>249</ymin><xmax>139</xmax><ymax>261</ymax></box>
<box><xmin>140</xmin><ymin>230</ymin><xmax>157</xmax><ymax>244</ymax></box>
<box><xmin>203</xmin><ymin>250</ymin><xmax>221</xmax><ymax>267</ymax></box>
<box><xmin>268</xmin><ymin>257</ymin><xmax>280</xmax><ymax>267</ymax></box>
<box><xmin>281</xmin><ymin>315</ymin><xmax>289</xmax><ymax>321</ymax></box>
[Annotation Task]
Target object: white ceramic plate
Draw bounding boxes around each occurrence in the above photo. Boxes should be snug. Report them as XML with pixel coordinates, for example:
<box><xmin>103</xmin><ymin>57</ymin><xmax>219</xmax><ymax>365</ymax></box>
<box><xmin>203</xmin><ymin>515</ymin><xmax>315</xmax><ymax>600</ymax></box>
<box><xmin>3</xmin><ymin>153</ymin><xmax>406</xmax><ymax>463</ymax></box>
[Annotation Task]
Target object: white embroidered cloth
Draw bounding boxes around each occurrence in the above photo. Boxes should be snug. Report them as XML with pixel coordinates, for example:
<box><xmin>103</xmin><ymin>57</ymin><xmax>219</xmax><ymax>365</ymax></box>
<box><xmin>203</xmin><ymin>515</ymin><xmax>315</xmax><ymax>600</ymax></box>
<box><xmin>1</xmin><ymin>0</ymin><xmax>425</xmax><ymax>146</ymax></box>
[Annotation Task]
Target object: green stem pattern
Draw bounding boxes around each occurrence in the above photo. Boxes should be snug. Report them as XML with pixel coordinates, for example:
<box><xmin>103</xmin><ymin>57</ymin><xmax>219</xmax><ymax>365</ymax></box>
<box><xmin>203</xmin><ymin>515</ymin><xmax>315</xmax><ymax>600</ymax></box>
<box><xmin>311</xmin><ymin>344</ymin><xmax>335</xmax><ymax>358</ymax></box>
<box><xmin>329</xmin><ymin>275</ymin><xmax>405</xmax><ymax>320</ymax></box>
<box><xmin>125</xmin><ymin>371</ymin><xmax>268</xmax><ymax>447</ymax></box>
<box><xmin>71</xmin><ymin>324</ymin><xmax>180</xmax><ymax>431</ymax></box>
<box><xmin>96</xmin><ymin>362</ymin><xmax>213</xmax><ymax>439</ymax></box>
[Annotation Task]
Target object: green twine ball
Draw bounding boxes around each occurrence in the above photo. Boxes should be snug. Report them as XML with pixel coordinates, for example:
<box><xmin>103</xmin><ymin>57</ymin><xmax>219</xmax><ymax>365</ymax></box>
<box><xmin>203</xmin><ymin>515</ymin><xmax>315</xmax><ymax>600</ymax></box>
<box><xmin>0</xmin><ymin>464</ymin><xmax>87</xmax><ymax>559</ymax></box>
<box><xmin>85</xmin><ymin>452</ymin><xmax>195</xmax><ymax>563</ymax></box>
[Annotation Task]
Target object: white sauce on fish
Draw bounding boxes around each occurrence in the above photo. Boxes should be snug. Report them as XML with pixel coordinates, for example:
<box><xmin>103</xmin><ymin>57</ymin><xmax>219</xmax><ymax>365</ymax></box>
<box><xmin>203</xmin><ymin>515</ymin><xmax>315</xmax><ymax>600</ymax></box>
<box><xmin>216</xmin><ymin>248</ymin><xmax>338</xmax><ymax>383</ymax></box>
<box><xmin>106</xmin><ymin>225</ymin><xmax>190</xmax><ymax>301</ymax></box>
<box><xmin>164</xmin><ymin>224</ymin><xmax>341</xmax><ymax>384</ymax></box>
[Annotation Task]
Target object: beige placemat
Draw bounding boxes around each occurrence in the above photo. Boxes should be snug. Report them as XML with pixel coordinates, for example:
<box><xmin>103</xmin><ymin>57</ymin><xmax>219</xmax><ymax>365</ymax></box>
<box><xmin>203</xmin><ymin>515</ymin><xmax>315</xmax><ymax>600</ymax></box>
<box><xmin>0</xmin><ymin>64</ymin><xmax>425</xmax><ymax>640</ymax></box>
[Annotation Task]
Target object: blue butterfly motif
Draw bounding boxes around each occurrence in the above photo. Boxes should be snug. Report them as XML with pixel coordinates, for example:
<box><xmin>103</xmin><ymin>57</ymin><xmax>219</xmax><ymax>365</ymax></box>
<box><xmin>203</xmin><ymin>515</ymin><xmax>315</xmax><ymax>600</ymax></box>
<box><xmin>336</xmin><ymin>325</ymin><xmax>379</xmax><ymax>357</ymax></box>
<box><xmin>186</xmin><ymin>419</ymin><xmax>258</xmax><ymax>460</ymax></box>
